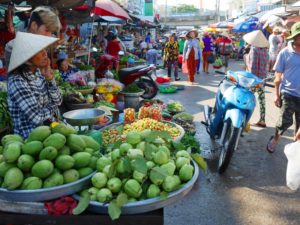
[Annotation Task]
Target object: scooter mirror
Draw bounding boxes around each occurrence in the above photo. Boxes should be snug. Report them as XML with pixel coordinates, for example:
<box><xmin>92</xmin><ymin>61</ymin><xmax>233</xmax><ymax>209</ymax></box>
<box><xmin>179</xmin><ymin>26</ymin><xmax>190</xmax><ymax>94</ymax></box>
<box><xmin>118</xmin><ymin>51</ymin><xmax>125</xmax><ymax>56</ymax></box>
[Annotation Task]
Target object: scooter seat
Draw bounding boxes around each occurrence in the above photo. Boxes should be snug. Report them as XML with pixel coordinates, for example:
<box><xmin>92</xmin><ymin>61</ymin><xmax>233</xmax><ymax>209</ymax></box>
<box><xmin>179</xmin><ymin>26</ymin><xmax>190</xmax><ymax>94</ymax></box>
<box><xmin>119</xmin><ymin>65</ymin><xmax>148</xmax><ymax>77</ymax></box>
<box><xmin>220</xmin><ymin>79</ymin><xmax>234</xmax><ymax>95</ymax></box>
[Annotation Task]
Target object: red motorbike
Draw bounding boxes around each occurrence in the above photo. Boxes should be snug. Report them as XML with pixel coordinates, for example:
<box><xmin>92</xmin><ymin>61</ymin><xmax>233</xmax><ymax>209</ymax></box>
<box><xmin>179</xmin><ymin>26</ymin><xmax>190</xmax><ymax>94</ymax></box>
<box><xmin>96</xmin><ymin>54</ymin><xmax>158</xmax><ymax>99</ymax></box>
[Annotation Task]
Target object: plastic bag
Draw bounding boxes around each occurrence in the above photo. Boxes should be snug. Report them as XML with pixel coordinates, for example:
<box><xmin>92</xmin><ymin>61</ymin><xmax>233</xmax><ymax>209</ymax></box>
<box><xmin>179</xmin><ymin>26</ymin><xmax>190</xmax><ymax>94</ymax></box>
<box><xmin>124</xmin><ymin>108</ymin><xmax>135</xmax><ymax>124</ymax></box>
<box><xmin>207</xmin><ymin>54</ymin><xmax>216</xmax><ymax>64</ymax></box>
<box><xmin>182</xmin><ymin>60</ymin><xmax>189</xmax><ymax>74</ymax></box>
<box><xmin>284</xmin><ymin>141</ymin><xmax>300</xmax><ymax>190</ymax></box>
<box><xmin>213</xmin><ymin>56</ymin><xmax>223</xmax><ymax>69</ymax></box>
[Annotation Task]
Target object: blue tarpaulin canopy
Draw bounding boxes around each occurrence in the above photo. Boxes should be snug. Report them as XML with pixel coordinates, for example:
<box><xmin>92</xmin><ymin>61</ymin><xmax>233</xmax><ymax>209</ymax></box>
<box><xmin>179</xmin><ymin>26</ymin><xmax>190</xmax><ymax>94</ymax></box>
<box><xmin>232</xmin><ymin>21</ymin><xmax>258</xmax><ymax>33</ymax></box>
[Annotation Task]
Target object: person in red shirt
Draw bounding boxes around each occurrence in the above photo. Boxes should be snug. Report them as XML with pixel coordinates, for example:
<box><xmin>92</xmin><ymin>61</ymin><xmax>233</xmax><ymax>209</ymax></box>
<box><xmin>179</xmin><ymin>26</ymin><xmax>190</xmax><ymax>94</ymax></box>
<box><xmin>217</xmin><ymin>33</ymin><xmax>233</xmax><ymax>73</ymax></box>
<box><xmin>106</xmin><ymin>32</ymin><xmax>122</xmax><ymax>59</ymax></box>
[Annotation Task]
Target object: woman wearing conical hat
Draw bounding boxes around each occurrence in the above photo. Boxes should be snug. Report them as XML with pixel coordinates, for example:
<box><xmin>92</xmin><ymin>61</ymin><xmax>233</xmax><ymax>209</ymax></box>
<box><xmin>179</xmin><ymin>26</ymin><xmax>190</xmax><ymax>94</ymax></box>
<box><xmin>7</xmin><ymin>32</ymin><xmax>62</xmax><ymax>138</ymax></box>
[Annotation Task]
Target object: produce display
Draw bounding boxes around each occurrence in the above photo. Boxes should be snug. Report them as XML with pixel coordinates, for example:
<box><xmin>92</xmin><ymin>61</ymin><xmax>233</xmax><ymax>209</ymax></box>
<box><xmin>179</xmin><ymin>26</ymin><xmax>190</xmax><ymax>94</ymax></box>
<box><xmin>123</xmin><ymin>118</ymin><xmax>180</xmax><ymax>139</ymax></box>
<box><xmin>122</xmin><ymin>83</ymin><xmax>143</xmax><ymax>93</ymax></box>
<box><xmin>0</xmin><ymin>123</ymin><xmax>100</xmax><ymax>190</ymax></box>
<box><xmin>167</xmin><ymin>102</ymin><xmax>184</xmax><ymax>113</ymax></box>
<box><xmin>75</xmin><ymin>130</ymin><xmax>206</xmax><ymax>220</ymax></box>
<box><xmin>0</xmin><ymin>91</ymin><xmax>12</xmax><ymax>131</ymax></box>
<box><xmin>173</xmin><ymin>112</ymin><xmax>196</xmax><ymax>135</ymax></box>
<box><xmin>96</xmin><ymin>79</ymin><xmax>123</xmax><ymax>94</ymax></box>
<box><xmin>138</xmin><ymin>106</ymin><xmax>162</xmax><ymax>121</ymax></box>
<box><xmin>159</xmin><ymin>85</ymin><xmax>177</xmax><ymax>94</ymax></box>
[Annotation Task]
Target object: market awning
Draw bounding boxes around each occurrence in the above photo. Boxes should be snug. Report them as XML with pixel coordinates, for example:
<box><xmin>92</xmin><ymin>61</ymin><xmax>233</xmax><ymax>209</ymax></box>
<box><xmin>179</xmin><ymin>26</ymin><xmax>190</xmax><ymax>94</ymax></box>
<box><xmin>92</xmin><ymin>0</ymin><xmax>130</xmax><ymax>20</ymax></box>
<box><xmin>209</xmin><ymin>22</ymin><xmax>234</xmax><ymax>29</ymax></box>
<box><xmin>284</xmin><ymin>15</ymin><xmax>300</xmax><ymax>29</ymax></box>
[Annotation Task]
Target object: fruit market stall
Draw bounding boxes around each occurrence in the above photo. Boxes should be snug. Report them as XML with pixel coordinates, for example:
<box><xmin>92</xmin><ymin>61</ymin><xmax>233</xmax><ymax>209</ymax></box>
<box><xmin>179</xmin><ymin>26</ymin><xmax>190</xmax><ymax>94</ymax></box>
<box><xmin>0</xmin><ymin>100</ymin><xmax>206</xmax><ymax>223</ymax></box>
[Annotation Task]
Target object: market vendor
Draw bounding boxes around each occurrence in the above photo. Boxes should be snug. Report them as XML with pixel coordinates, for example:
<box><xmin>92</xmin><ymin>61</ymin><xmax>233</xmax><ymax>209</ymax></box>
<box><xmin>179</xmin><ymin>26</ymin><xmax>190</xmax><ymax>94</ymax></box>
<box><xmin>56</xmin><ymin>52</ymin><xmax>78</xmax><ymax>81</ymax></box>
<box><xmin>7</xmin><ymin>32</ymin><xmax>62</xmax><ymax>139</ymax></box>
<box><xmin>5</xmin><ymin>6</ymin><xmax>61</xmax><ymax>68</ymax></box>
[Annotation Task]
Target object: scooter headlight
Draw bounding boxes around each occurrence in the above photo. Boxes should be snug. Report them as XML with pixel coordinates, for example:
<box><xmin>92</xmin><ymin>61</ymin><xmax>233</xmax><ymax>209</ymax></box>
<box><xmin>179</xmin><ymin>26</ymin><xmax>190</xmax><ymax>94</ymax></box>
<box><xmin>237</xmin><ymin>74</ymin><xmax>255</xmax><ymax>89</ymax></box>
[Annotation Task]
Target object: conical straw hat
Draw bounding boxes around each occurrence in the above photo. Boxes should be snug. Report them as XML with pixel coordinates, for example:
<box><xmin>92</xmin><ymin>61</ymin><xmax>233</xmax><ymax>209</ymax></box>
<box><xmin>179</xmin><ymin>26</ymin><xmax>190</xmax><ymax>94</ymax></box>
<box><xmin>243</xmin><ymin>30</ymin><xmax>269</xmax><ymax>48</ymax></box>
<box><xmin>8</xmin><ymin>32</ymin><xmax>58</xmax><ymax>73</ymax></box>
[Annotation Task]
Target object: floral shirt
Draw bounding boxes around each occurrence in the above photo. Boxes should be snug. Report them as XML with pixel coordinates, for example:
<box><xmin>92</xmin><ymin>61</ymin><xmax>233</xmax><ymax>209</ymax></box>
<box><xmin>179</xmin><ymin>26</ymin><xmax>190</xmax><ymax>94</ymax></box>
<box><xmin>164</xmin><ymin>41</ymin><xmax>179</xmax><ymax>62</ymax></box>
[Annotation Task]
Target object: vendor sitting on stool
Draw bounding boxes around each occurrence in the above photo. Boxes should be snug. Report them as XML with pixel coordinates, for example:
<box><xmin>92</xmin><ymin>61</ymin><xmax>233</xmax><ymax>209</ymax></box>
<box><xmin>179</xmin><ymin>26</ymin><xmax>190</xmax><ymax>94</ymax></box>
<box><xmin>7</xmin><ymin>32</ymin><xmax>62</xmax><ymax>139</ymax></box>
<box><xmin>56</xmin><ymin>52</ymin><xmax>78</xmax><ymax>81</ymax></box>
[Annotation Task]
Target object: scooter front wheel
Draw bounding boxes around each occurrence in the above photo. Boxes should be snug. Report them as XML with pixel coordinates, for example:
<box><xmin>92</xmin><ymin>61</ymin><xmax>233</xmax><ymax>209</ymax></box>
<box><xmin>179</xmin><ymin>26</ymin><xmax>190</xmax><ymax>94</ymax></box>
<box><xmin>218</xmin><ymin>121</ymin><xmax>240</xmax><ymax>174</ymax></box>
<box><xmin>137</xmin><ymin>78</ymin><xmax>158</xmax><ymax>99</ymax></box>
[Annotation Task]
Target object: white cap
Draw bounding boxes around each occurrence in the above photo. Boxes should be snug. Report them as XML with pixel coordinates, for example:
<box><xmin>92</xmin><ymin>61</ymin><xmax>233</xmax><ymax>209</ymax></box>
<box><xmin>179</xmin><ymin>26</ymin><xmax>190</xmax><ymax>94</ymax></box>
<box><xmin>243</xmin><ymin>30</ymin><xmax>269</xmax><ymax>48</ymax></box>
<box><xmin>8</xmin><ymin>32</ymin><xmax>58</xmax><ymax>73</ymax></box>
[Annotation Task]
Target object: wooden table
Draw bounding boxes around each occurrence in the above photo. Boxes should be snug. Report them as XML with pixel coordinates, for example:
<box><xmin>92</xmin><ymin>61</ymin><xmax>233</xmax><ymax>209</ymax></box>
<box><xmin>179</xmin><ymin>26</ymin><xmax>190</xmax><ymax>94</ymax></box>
<box><xmin>0</xmin><ymin>209</ymin><xmax>163</xmax><ymax>225</ymax></box>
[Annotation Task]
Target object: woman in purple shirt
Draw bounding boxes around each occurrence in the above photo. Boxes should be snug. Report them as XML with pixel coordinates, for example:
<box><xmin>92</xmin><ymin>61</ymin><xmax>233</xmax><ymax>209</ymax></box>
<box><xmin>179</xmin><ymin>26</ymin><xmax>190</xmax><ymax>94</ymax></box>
<box><xmin>202</xmin><ymin>32</ymin><xmax>213</xmax><ymax>73</ymax></box>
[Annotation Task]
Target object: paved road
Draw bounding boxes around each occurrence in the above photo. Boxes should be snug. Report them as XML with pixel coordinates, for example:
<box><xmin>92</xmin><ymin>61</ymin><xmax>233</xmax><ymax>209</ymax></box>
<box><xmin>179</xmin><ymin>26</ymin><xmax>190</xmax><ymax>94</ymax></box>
<box><xmin>156</xmin><ymin>60</ymin><xmax>300</xmax><ymax>225</ymax></box>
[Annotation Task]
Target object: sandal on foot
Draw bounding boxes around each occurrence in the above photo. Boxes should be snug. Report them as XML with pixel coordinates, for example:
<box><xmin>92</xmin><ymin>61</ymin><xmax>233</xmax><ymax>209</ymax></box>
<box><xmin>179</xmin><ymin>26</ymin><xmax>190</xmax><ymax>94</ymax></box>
<box><xmin>266</xmin><ymin>136</ymin><xmax>277</xmax><ymax>153</ymax></box>
<box><xmin>253</xmin><ymin>121</ymin><xmax>266</xmax><ymax>128</ymax></box>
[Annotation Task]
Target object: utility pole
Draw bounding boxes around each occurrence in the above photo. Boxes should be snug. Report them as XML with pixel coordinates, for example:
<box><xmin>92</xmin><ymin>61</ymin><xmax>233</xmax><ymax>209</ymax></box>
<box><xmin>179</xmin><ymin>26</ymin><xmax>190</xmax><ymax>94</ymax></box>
<box><xmin>215</xmin><ymin>0</ymin><xmax>220</xmax><ymax>22</ymax></box>
<box><xmin>164</xmin><ymin>0</ymin><xmax>167</xmax><ymax>25</ymax></box>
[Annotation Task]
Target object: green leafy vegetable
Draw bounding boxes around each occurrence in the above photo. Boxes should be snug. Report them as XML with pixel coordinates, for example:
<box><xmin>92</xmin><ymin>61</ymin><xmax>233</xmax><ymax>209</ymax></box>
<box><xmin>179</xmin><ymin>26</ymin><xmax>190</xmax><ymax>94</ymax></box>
<box><xmin>108</xmin><ymin>200</ymin><xmax>122</xmax><ymax>220</ymax></box>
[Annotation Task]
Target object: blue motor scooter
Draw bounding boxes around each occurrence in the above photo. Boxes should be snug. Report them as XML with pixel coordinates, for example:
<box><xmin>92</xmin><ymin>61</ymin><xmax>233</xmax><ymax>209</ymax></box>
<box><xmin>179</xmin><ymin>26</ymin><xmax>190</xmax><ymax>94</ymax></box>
<box><xmin>203</xmin><ymin>71</ymin><xmax>264</xmax><ymax>174</ymax></box>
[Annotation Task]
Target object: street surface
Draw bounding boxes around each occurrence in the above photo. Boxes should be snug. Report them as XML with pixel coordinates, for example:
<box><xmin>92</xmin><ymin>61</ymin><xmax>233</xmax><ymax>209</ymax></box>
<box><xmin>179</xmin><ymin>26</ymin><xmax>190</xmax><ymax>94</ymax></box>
<box><xmin>156</xmin><ymin>60</ymin><xmax>300</xmax><ymax>225</ymax></box>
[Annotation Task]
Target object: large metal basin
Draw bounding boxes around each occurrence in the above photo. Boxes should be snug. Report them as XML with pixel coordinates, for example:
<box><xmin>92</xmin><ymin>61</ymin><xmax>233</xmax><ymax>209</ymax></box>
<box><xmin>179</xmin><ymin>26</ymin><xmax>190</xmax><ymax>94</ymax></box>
<box><xmin>0</xmin><ymin>172</ymin><xmax>95</xmax><ymax>202</ymax></box>
<box><xmin>74</xmin><ymin>161</ymin><xmax>199</xmax><ymax>214</ymax></box>
<box><xmin>63</xmin><ymin>109</ymin><xmax>105</xmax><ymax>126</ymax></box>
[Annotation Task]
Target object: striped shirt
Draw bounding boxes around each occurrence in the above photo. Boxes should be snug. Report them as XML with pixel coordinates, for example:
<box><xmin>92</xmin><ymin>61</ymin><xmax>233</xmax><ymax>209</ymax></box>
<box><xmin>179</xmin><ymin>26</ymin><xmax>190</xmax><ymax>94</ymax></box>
<box><xmin>7</xmin><ymin>69</ymin><xmax>62</xmax><ymax>138</ymax></box>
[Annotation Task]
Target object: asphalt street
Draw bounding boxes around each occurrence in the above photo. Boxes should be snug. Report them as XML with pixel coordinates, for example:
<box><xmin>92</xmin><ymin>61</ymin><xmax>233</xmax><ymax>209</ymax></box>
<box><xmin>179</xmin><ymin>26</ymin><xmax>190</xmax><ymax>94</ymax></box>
<box><xmin>156</xmin><ymin>60</ymin><xmax>300</xmax><ymax>225</ymax></box>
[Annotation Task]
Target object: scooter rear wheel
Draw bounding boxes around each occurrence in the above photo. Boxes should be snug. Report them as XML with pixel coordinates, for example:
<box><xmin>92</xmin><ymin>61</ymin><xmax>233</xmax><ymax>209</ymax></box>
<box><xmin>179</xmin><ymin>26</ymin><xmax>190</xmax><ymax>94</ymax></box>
<box><xmin>137</xmin><ymin>78</ymin><xmax>158</xmax><ymax>99</ymax></box>
<box><xmin>218</xmin><ymin>121</ymin><xmax>240</xmax><ymax>174</ymax></box>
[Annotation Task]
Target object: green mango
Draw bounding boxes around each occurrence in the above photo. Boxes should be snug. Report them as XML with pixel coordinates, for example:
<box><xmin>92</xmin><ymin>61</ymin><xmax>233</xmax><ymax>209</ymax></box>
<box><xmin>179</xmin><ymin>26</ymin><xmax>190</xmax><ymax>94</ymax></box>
<box><xmin>133</xmin><ymin>170</ymin><xmax>146</xmax><ymax>183</ymax></box>
<box><xmin>21</xmin><ymin>177</ymin><xmax>42</xmax><ymax>190</ymax></box>
<box><xmin>176</xmin><ymin>157</ymin><xmax>190</xmax><ymax>170</ymax></box>
<box><xmin>31</xmin><ymin>160</ymin><xmax>54</xmax><ymax>179</ymax></box>
<box><xmin>43</xmin><ymin>173</ymin><xmax>64</xmax><ymax>188</ymax></box>
<box><xmin>43</xmin><ymin>133</ymin><xmax>66</xmax><ymax>150</ymax></box>
<box><xmin>17</xmin><ymin>154</ymin><xmax>35</xmax><ymax>172</ymax></box>
<box><xmin>22</xmin><ymin>141</ymin><xmax>43</xmax><ymax>156</ymax></box>
<box><xmin>160</xmin><ymin>162</ymin><xmax>176</xmax><ymax>176</ymax></box>
<box><xmin>3</xmin><ymin>142</ymin><xmax>21</xmax><ymax>163</ymax></box>
<box><xmin>55</xmin><ymin>155</ymin><xmax>75</xmax><ymax>171</ymax></box>
<box><xmin>39</xmin><ymin>146</ymin><xmax>58</xmax><ymax>161</ymax></box>
<box><xmin>0</xmin><ymin>162</ymin><xmax>15</xmax><ymax>177</ymax></box>
<box><xmin>79</xmin><ymin>135</ymin><xmax>100</xmax><ymax>151</ymax></box>
<box><xmin>72</xmin><ymin>152</ymin><xmax>91</xmax><ymax>169</ymax></box>
<box><xmin>57</xmin><ymin>145</ymin><xmax>71</xmax><ymax>156</ymax></box>
<box><xmin>3</xmin><ymin>167</ymin><xmax>24</xmax><ymax>190</ymax></box>
<box><xmin>67</xmin><ymin>134</ymin><xmax>86</xmax><ymax>152</ymax></box>
<box><xmin>176</xmin><ymin>150</ymin><xmax>190</xmax><ymax>159</ymax></box>
<box><xmin>78</xmin><ymin>167</ymin><xmax>94</xmax><ymax>178</ymax></box>
<box><xmin>1</xmin><ymin>134</ymin><xmax>23</xmax><ymax>146</ymax></box>
<box><xmin>63</xmin><ymin>169</ymin><xmax>79</xmax><ymax>184</ymax></box>
<box><xmin>119</xmin><ymin>143</ymin><xmax>132</xmax><ymax>155</ymax></box>
<box><xmin>26</xmin><ymin>126</ymin><xmax>51</xmax><ymax>142</ymax></box>
<box><xmin>52</xmin><ymin>123</ymin><xmax>76</xmax><ymax>136</ymax></box>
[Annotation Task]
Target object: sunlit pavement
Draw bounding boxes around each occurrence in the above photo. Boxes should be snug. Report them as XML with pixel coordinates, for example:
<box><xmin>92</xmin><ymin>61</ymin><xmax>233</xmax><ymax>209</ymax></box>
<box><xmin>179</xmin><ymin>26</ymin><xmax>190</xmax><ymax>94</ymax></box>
<box><xmin>156</xmin><ymin>60</ymin><xmax>300</xmax><ymax>225</ymax></box>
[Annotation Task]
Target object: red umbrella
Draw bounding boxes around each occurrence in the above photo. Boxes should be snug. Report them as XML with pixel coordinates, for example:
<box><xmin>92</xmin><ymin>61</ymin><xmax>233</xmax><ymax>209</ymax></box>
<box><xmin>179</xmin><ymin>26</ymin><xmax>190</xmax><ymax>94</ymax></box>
<box><xmin>91</xmin><ymin>0</ymin><xmax>130</xmax><ymax>20</ymax></box>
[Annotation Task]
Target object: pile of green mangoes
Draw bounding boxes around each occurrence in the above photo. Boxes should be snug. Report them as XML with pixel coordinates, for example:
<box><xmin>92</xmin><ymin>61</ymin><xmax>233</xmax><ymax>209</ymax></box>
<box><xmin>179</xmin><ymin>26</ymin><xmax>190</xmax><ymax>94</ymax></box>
<box><xmin>80</xmin><ymin>130</ymin><xmax>195</xmax><ymax>205</ymax></box>
<box><xmin>0</xmin><ymin>124</ymin><xmax>100</xmax><ymax>190</ymax></box>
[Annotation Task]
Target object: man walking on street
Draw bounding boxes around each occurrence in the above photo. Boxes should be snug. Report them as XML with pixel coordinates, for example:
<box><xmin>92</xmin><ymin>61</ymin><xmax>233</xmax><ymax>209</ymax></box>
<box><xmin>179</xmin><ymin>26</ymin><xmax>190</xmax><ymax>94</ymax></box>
<box><xmin>267</xmin><ymin>22</ymin><xmax>300</xmax><ymax>153</ymax></box>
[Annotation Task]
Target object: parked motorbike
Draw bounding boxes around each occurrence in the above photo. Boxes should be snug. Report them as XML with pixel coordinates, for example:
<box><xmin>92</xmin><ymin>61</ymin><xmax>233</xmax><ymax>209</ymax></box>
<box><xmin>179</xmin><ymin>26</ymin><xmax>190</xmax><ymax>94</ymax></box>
<box><xmin>95</xmin><ymin>52</ymin><xmax>158</xmax><ymax>99</ymax></box>
<box><xmin>119</xmin><ymin>64</ymin><xmax>157</xmax><ymax>99</ymax></box>
<box><xmin>202</xmin><ymin>71</ymin><xmax>264</xmax><ymax>173</ymax></box>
